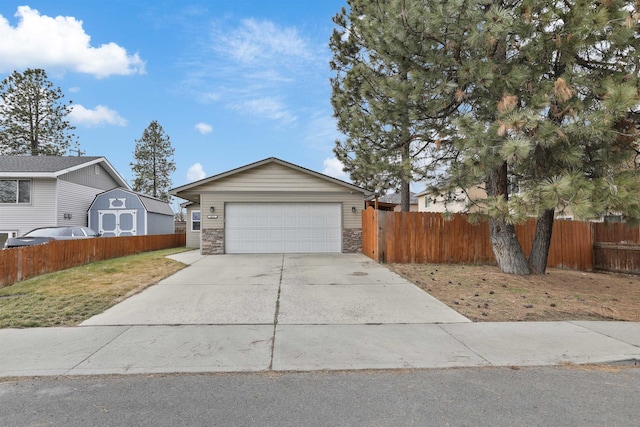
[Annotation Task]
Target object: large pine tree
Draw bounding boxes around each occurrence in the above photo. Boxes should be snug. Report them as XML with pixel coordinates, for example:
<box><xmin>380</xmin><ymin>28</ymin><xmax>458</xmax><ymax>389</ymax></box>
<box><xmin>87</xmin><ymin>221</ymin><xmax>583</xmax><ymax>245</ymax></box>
<box><xmin>331</xmin><ymin>0</ymin><xmax>640</xmax><ymax>274</ymax></box>
<box><xmin>131</xmin><ymin>121</ymin><xmax>176</xmax><ymax>201</ymax></box>
<box><xmin>437</xmin><ymin>0</ymin><xmax>640</xmax><ymax>274</ymax></box>
<box><xmin>0</xmin><ymin>68</ymin><xmax>77</xmax><ymax>156</ymax></box>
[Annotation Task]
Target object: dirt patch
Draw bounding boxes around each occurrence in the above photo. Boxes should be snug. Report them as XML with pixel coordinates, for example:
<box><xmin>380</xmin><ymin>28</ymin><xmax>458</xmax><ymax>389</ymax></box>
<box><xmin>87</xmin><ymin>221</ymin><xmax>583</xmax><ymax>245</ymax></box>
<box><xmin>387</xmin><ymin>263</ymin><xmax>640</xmax><ymax>322</ymax></box>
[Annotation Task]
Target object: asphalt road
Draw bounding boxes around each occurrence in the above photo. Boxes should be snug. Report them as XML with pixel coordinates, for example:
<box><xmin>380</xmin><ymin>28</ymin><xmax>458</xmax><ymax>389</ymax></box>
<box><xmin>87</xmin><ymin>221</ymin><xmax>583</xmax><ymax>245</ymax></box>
<box><xmin>1</xmin><ymin>366</ymin><xmax>638</xmax><ymax>426</ymax></box>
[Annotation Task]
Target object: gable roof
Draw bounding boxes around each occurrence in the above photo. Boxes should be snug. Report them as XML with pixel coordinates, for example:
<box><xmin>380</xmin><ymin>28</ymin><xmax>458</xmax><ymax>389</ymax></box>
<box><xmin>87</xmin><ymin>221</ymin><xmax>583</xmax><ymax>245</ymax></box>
<box><xmin>90</xmin><ymin>187</ymin><xmax>174</xmax><ymax>215</ymax></box>
<box><xmin>170</xmin><ymin>157</ymin><xmax>373</xmax><ymax>199</ymax></box>
<box><xmin>0</xmin><ymin>155</ymin><xmax>130</xmax><ymax>188</ymax></box>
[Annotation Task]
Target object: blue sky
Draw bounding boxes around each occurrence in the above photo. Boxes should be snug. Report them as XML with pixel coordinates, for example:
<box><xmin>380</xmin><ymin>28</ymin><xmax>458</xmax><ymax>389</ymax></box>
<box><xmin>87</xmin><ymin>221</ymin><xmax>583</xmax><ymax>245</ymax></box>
<box><xmin>0</xmin><ymin>1</ymin><xmax>352</xmax><ymax>207</ymax></box>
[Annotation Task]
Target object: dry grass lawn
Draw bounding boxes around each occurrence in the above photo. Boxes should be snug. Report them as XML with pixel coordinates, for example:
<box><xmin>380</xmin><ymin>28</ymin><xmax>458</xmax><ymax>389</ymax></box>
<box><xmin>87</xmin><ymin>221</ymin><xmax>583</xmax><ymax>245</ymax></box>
<box><xmin>0</xmin><ymin>248</ymin><xmax>187</xmax><ymax>328</ymax></box>
<box><xmin>388</xmin><ymin>263</ymin><xmax>640</xmax><ymax>322</ymax></box>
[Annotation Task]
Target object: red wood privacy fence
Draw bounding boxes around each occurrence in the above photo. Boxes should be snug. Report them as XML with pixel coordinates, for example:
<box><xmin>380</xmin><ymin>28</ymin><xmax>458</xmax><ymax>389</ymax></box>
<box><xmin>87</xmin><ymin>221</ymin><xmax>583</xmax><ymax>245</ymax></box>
<box><xmin>362</xmin><ymin>208</ymin><xmax>640</xmax><ymax>272</ymax></box>
<box><xmin>0</xmin><ymin>233</ymin><xmax>186</xmax><ymax>287</ymax></box>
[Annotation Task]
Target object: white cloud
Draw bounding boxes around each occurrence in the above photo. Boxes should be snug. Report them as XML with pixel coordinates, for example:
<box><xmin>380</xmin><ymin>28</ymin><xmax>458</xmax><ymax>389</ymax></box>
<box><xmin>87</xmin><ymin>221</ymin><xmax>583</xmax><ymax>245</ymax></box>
<box><xmin>230</xmin><ymin>97</ymin><xmax>296</xmax><ymax>123</ymax></box>
<box><xmin>195</xmin><ymin>122</ymin><xmax>213</xmax><ymax>134</ymax></box>
<box><xmin>0</xmin><ymin>6</ymin><xmax>145</xmax><ymax>78</ymax></box>
<box><xmin>322</xmin><ymin>157</ymin><xmax>349</xmax><ymax>181</ymax></box>
<box><xmin>187</xmin><ymin>163</ymin><xmax>206</xmax><ymax>182</ymax></box>
<box><xmin>69</xmin><ymin>104</ymin><xmax>127</xmax><ymax>127</ymax></box>
<box><xmin>304</xmin><ymin>113</ymin><xmax>341</xmax><ymax>151</ymax></box>
<box><xmin>218</xmin><ymin>19</ymin><xmax>311</xmax><ymax>64</ymax></box>
<box><xmin>68</xmin><ymin>86</ymin><xmax>80</xmax><ymax>93</ymax></box>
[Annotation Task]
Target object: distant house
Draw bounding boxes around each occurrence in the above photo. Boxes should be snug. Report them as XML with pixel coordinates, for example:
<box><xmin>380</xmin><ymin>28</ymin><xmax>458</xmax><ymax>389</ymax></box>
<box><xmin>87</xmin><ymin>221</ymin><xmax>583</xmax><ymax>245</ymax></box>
<box><xmin>88</xmin><ymin>188</ymin><xmax>174</xmax><ymax>236</ymax></box>
<box><xmin>367</xmin><ymin>192</ymin><xmax>419</xmax><ymax>212</ymax></box>
<box><xmin>0</xmin><ymin>155</ymin><xmax>130</xmax><ymax>246</ymax></box>
<box><xmin>416</xmin><ymin>186</ymin><xmax>487</xmax><ymax>213</ymax></box>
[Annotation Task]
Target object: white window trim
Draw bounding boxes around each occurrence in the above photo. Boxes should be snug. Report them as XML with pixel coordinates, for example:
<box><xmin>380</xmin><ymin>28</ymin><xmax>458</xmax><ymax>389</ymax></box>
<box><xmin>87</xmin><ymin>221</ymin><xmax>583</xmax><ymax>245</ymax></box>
<box><xmin>0</xmin><ymin>179</ymin><xmax>31</xmax><ymax>204</ymax></box>
<box><xmin>191</xmin><ymin>210</ymin><xmax>201</xmax><ymax>232</ymax></box>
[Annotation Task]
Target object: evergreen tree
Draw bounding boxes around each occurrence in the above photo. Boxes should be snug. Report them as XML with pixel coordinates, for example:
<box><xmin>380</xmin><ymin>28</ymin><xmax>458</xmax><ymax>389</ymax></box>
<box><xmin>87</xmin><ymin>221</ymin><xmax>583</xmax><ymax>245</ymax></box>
<box><xmin>329</xmin><ymin>1</ymin><xmax>454</xmax><ymax>211</ymax></box>
<box><xmin>331</xmin><ymin>0</ymin><xmax>640</xmax><ymax>274</ymax></box>
<box><xmin>131</xmin><ymin>121</ymin><xmax>176</xmax><ymax>201</ymax></box>
<box><xmin>0</xmin><ymin>68</ymin><xmax>77</xmax><ymax>156</ymax></box>
<box><xmin>434</xmin><ymin>0</ymin><xmax>640</xmax><ymax>274</ymax></box>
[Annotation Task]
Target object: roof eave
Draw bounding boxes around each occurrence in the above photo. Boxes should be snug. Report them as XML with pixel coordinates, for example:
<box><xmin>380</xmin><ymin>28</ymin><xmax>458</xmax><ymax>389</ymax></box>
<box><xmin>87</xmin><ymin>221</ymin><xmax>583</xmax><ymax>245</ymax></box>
<box><xmin>170</xmin><ymin>157</ymin><xmax>374</xmax><ymax>196</ymax></box>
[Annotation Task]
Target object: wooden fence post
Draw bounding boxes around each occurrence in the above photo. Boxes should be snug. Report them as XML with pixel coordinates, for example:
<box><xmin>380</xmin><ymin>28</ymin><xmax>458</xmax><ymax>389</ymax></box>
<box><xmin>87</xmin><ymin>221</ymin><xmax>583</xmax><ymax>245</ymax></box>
<box><xmin>378</xmin><ymin>210</ymin><xmax>387</xmax><ymax>263</ymax></box>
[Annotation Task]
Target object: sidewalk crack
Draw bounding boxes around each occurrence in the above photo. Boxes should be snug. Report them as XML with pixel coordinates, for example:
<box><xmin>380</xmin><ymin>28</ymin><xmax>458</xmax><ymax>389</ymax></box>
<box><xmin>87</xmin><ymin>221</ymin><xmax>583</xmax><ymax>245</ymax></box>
<box><xmin>437</xmin><ymin>324</ymin><xmax>493</xmax><ymax>366</ymax></box>
<box><xmin>64</xmin><ymin>325</ymin><xmax>133</xmax><ymax>375</ymax></box>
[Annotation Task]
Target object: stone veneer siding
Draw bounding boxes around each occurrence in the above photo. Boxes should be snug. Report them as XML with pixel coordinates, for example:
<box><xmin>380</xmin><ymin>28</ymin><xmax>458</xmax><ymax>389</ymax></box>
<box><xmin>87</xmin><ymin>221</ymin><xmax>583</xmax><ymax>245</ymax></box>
<box><xmin>342</xmin><ymin>228</ymin><xmax>362</xmax><ymax>253</ymax></box>
<box><xmin>202</xmin><ymin>228</ymin><xmax>224</xmax><ymax>255</ymax></box>
<box><xmin>202</xmin><ymin>227</ymin><xmax>362</xmax><ymax>254</ymax></box>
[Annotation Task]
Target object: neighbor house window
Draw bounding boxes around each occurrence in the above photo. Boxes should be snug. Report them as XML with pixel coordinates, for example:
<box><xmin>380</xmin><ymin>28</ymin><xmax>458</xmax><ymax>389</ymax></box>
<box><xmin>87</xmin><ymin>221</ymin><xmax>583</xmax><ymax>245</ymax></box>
<box><xmin>191</xmin><ymin>210</ymin><xmax>201</xmax><ymax>231</ymax></box>
<box><xmin>0</xmin><ymin>179</ymin><xmax>31</xmax><ymax>204</ymax></box>
<box><xmin>424</xmin><ymin>197</ymin><xmax>430</xmax><ymax>208</ymax></box>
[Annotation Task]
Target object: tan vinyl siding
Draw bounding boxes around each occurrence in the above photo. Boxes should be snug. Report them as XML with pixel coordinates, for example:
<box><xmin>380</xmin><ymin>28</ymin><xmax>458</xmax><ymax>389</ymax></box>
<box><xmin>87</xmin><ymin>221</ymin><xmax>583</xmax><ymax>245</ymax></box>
<box><xmin>196</xmin><ymin>162</ymin><xmax>356</xmax><ymax>193</ymax></box>
<box><xmin>201</xmin><ymin>193</ymin><xmax>364</xmax><ymax>231</ymax></box>
<box><xmin>185</xmin><ymin>203</ymin><xmax>201</xmax><ymax>248</ymax></box>
<box><xmin>194</xmin><ymin>162</ymin><xmax>365</xmax><ymax>232</ymax></box>
<box><xmin>59</xmin><ymin>163</ymin><xmax>119</xmax><ymax>190</ymax></box>
<box><xmin>0</xmin><ymin>178</ymin><xmax>57</xmax><ymax>235</ymax></box>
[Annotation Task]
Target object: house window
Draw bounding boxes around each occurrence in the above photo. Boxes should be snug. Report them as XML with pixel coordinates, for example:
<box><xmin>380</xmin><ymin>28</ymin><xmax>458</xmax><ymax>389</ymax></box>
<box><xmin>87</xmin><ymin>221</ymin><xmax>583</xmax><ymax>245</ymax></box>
<box><xmin>0</xmin><ymin>231</ymin><xmax>17</xmax><ymax>247</ymax></box>
<box><xmin>0</xmin><ymin>179</ymin><xmax>31</xmax><ymax>204</ymax></box>
<box><xmin>424</xmin><ymin>197</ymin><xmax>430</xmax><ymax>208</ymax></box>
<box><xmin>191</xmin><ymin>210</ymin><xmax>201</xmax><ymax>231</ymax></box>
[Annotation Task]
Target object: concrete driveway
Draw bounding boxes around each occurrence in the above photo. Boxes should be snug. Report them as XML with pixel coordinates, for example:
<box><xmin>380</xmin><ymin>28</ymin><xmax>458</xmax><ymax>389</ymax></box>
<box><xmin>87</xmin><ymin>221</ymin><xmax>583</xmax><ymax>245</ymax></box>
<box><xmin>81</xmin><ymin>252</ymin><xmax>469</xmax><ymax>326</ymax></box>
<box><xmin>2</xmin><ymin>252</ymin><xmax>638</xmax><ymax>377</ymax></box>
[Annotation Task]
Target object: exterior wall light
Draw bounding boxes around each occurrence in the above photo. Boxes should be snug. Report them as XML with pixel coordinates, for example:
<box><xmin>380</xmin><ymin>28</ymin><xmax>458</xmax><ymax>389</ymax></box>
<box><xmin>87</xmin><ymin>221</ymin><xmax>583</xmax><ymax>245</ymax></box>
<box><xmin>352</xmin><ymin>206</ymin><xmax>357</xmax><ymax>213</ymax></box>
<box><xmin>209</xmin><ymin>206</ymin><xmax>215</xmax><ymax>213</ymax></box>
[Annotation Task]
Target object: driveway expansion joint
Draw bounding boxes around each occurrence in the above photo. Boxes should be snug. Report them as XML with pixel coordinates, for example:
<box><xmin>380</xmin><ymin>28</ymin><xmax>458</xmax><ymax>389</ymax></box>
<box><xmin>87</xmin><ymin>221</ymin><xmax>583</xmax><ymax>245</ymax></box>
<box><xmin>268</xmin><ymin>254</ymin><xmax>284</xmax><ymax>370</ymax></box>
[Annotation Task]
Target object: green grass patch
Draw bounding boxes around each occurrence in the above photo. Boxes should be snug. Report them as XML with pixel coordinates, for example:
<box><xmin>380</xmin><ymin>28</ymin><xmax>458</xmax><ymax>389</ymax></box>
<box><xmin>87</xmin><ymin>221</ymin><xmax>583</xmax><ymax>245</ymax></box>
<box><xmin>0</xmin><ymin>248</ymin><xmax>189</xmax><ymax>328</ymax></box>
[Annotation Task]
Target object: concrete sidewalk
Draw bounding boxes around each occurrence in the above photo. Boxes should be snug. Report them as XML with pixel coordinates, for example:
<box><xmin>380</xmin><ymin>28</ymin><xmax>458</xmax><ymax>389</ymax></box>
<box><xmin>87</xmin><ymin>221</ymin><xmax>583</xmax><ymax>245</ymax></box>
<box><xmin>0</xmin><ymin>252</ymin><xmax>639</xmax><ymax>377</ymax></box>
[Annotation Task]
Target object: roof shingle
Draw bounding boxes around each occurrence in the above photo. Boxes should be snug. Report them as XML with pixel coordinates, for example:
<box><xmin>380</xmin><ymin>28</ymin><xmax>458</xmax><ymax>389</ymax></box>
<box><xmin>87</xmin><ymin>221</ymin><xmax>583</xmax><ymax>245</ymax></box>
<box><xmin>0</xmin><ymin>155</ymin><xmax>103</xmax><ymax>173</ymax></box>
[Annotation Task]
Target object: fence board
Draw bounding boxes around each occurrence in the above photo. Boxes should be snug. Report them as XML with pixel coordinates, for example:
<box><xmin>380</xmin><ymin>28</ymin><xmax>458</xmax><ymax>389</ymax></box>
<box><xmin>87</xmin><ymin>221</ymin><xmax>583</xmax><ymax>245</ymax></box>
<box><xmin>1</xmin><ymin>234</ymin><xmax>186</xmax><ymax>287</ymax></box>
<box><xmin>594</xmin><ymin>243</ymin><xmax>640</xmax><ymax>274</ymax></box>
<box><xmin>364</xmin><ymin>212</ymin><xmax>600</xmax><ymax>271</ymax></box>
<box><xmin>593</xmin><ymin>222</ymin><xmax>640</xmax><ymax>243</ymax></box>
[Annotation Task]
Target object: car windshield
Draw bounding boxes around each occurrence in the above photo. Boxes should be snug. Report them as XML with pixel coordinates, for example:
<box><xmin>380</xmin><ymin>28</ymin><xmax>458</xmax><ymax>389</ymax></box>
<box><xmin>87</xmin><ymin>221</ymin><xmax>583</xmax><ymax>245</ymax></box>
<box><xmin>25</xmin><ymin>228</ymin><xmax>69</xmax><ymax>237</ymax></box>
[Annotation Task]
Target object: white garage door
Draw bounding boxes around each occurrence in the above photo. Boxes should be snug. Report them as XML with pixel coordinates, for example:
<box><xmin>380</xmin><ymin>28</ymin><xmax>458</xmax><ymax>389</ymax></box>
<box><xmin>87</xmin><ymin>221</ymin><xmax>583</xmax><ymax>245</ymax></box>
<box><xmin>225</xmin><ymin>203</ymin><xmax>342</xmax><ymax>253</ymax></box>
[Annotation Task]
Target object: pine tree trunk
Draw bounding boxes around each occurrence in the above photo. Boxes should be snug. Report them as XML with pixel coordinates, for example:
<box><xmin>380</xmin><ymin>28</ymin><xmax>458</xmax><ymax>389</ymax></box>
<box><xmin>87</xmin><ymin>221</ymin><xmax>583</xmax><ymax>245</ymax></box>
<box><xmin>489</xmin><ymin>219</ymin><xmax>531</xmax><ymax>274</ymax></box>
<box><xmin>400</xmin><ymin>180</ymin><xmax>410</xmax><ymax>212</ymax></box>
<box><xmin>399</xmin><ymin>62</ymin><xmax>412</xmax><ymax>213</ymax></box>
<box><xmin>486</xmin><ymin>162</ymin><xmax>531</xmax><ymax>275</ymax></box>
<box><xmin>529</xmin><ymin>209</ymin><xmax>554</xmax><ymax>274</ymax></box>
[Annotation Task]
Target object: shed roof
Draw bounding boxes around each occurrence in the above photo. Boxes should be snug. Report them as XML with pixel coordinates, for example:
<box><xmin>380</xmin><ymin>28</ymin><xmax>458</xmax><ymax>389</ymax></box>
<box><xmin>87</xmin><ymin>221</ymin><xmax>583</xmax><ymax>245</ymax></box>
<box><xmin>91</xmin><ymin>187</ymin><xmax>174</xmax><ymax>216</ymax></box>
<box><xmin>0</xmin><ymin>155</ymin><xmax>130</xmax><ymax>188</ymax></box>
<box><xmin>170</xmin><ymin>157</ymin><xmax>373</xmax><ymax>202</ymax></box>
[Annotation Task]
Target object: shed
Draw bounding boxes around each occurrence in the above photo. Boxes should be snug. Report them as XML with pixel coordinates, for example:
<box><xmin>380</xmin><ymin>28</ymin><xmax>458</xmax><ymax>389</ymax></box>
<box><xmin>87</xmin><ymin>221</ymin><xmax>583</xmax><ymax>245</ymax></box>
<box><xmin>88</xmin><ymin>188</ymin><xmax>174</xmax><ymax>236</ymax></box>
<box><xmin>170</xmin><ymin>157</ymin><xmax>372</xmax><ymax>255</ymax></box>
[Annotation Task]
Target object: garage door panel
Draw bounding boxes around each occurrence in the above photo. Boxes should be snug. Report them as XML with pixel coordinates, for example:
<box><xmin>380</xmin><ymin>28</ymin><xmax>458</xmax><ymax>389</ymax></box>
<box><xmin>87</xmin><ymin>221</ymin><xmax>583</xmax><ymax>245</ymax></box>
<box><xmin>226</xmin><ymin>203</ymin><xmax>342</xmax><ymax>254</ymax></box>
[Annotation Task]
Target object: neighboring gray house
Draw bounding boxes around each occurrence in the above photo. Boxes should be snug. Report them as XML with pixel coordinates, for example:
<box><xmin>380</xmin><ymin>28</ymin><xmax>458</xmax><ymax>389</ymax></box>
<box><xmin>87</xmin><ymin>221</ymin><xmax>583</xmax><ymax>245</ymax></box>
<box><xmin>0</xmin><ymin>155</ymin><xmax>129</xmax><ymax>246</ymax></box>
<box><xmin>375</xmin><ymin>192</ymin><xmax>419</xmax><ymax>212</ymax></box>
<box><xmin>171</xmin><ymin>157</ymin><xmax>372</xmax><ymax>254</ymax></box>
<box><xmin>88</xmin><ymin>188</ymin><xmax>174</xmax><ymax>236</ymax></box>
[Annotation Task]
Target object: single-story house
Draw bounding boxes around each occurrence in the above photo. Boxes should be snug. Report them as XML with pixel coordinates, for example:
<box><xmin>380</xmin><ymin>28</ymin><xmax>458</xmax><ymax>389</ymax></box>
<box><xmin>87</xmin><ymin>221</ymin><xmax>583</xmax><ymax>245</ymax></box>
<box><xmin>88</xmin><ymin>188</ymin><xmax>174</xmax><ymax>236</ymax></box>
<box><xmin>170</xmin><ymin>157</ymin><xmax>372</xmax><ymax>254</ymax></box>
<box><xmin>0</xmin><ymin>155</ymin><xmax>130</xmax><ymax>246</ymax></box>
